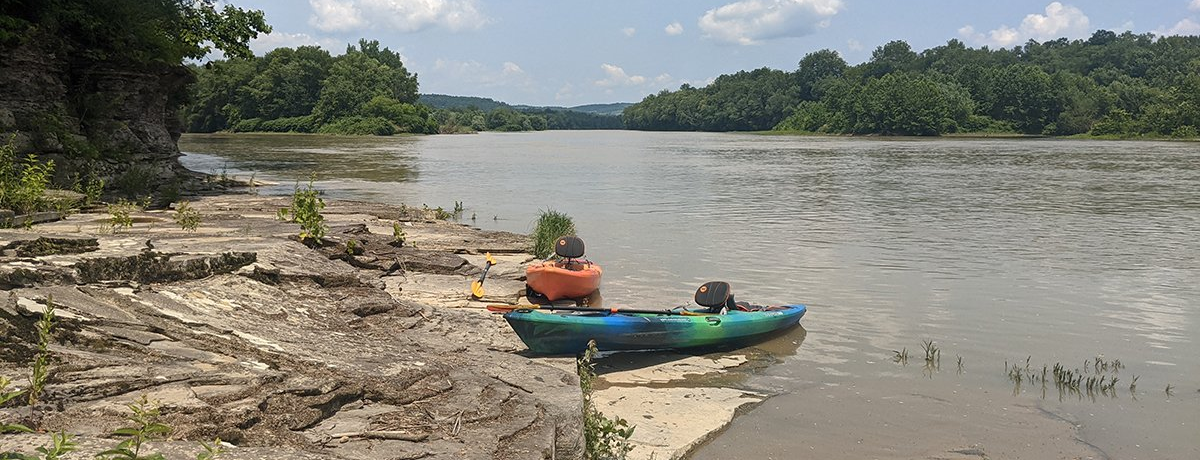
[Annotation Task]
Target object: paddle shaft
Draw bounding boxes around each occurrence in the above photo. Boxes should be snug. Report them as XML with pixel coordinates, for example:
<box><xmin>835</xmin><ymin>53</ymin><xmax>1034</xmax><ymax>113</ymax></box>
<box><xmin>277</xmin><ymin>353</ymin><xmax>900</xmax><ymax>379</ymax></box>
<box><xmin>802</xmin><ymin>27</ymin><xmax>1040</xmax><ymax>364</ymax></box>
<box><xmin>490</xmin><ymin>304</ymin><xmax>695</xmax><ymax>316</ymax></box>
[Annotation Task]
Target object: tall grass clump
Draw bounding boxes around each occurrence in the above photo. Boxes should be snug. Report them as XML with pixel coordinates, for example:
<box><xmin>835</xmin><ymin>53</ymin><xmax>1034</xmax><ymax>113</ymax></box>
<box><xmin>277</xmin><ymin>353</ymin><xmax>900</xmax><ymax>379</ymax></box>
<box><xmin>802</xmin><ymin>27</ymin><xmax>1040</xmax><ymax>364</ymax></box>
<box><xmin>577</xmin><ymin>340</ymin><xmax>634</xmax><ymax>460</ymax></box>
<box><xmin>532</xmin><ymin>209</ymin><xmax>576</xmax><ymax>259</ymax></box>
<box><xmin>0</xmin><ymin>134</ymin><xmax>56</xmax><ymax>215</ymax></box>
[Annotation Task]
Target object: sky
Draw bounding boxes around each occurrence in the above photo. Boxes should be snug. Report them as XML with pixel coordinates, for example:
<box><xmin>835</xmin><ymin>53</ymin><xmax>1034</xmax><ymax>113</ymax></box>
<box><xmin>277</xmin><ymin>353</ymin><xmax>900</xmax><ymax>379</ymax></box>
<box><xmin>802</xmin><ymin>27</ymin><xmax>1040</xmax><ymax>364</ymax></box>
<box><xmin>221</xmin><ymin>0</ymin><xmax>1200</xmax><ymax>107</ymax></box>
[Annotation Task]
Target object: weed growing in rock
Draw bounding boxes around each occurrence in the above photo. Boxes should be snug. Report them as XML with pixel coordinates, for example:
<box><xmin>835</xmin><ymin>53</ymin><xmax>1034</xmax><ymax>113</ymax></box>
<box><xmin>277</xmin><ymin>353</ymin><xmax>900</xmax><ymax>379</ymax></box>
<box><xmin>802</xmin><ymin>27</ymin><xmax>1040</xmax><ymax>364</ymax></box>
<box><xmin>392</xmin><ymin>222</ymin><xmax>406</xmax><ymax>246</ymax></box>
<box><xmin>278</xmin><ymin>177</ymin><xmax>326</xmax><ymax>245</ymax></box>
<box><xmin>1</xmin><ymin>376</ymin><xmax>32</xmax><ymax>434</ymax></box>
<box><xmin>0</xmin><ymin>431</ymin><xmax>78</xmax><ymax>460</ymax></box>
<box><xmin>107</xmin><ymin>199</ymin><xmax>143</xmax><ymax>232</ymax></box>
<box><xmin>577</xmin><ymin>340</ymin><xmax>634</xmax><ymax>460</ymax></box>
<box><xmin>1</xmin><ymin>134</ymin><xmax>56</xmax><ymax>216</ymax></box>
<box><xmin>532</xmin><ymin>209</ymin><xmax>576</xmax><ymax>259</ymax></box>
<box><xmin>27</xmin><ymin>296</ymin><xmax>56</xmax><ymax>413</ymax></box>
<box><xmin>195</xmin><ymin>438</ymin><xmax>225</xmax><ymax>460</ymax></box>
<box><xmin>174</xmin><ymin>201</ymin><xmax>201</xmax><ymax>232</ymax></box>
<box><xmin>97</xmin><ymin>395</ymin><xmax>172</xmax><ymax>460</ymax></box>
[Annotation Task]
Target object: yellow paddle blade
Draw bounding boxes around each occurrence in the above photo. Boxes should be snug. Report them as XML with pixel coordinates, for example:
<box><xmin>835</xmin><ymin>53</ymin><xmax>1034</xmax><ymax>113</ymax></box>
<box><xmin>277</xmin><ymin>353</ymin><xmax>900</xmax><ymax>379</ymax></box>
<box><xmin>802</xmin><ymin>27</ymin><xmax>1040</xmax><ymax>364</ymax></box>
<box><xmin>470</xmin><ymin>280</ymin><xmax>485</xmax><ymax>298</ymax></box>
<box><xmin>485</xmin><ymin>252</ymin><xmax>496</xmax><ymax>265</ymax></box>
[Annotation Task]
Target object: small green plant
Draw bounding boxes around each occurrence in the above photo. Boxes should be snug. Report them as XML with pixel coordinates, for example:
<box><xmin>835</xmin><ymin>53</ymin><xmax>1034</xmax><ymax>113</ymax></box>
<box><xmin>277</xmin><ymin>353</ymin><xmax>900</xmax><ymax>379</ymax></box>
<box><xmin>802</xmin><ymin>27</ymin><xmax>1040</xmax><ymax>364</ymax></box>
<box><xmin>1</xmin><ymin>135</ymin><xmax>56</xmax><ymax>215</ymax></box>
<box><xmin>956</xmin><ymin>355</ymin><xmax>964</xmax><ymax>375</ymax></box>
<box><xmin>27</xmin><ymin>296</ymin><xmax>56</xmax><ymax>411</ymax></box>
<box><xmin>578</xmin><ymin>340</ymin><xmax>634</xmax><ymax>460</ymax></box>
<box><xmin>345</xmin><ymin>239</ymin><xmax>360</xmax><ymax>255</ymax></box>
<box><xmin>107</xmin><ymin>199</ymin><xmax>141</xmax><ymax>232</ymax></box>
<box><xmin>277</xmin><ymin>177</ymin><xmax>326</xmax><ymax>245</ymax></box>
<box><xmin>97</xmin><ymin>395</ymin><xmax>171</xmax><ymax>460</ymax></box>
<box><xmin>1165</xmin><ymin>384</ymin><xmax>1173</xmax><ymax>396</ymax></box>
<box><xmin>195</xmin><ymin>438</ymin><xmax>224</xmax><ymax>460</ymax></box>
<box><xmin>891</xmin><ymin>348</ymin><xmax>909</xmax><ymax>365</ymax></box>
<box><xmin>452</xmin><ymin>201</ymin><xmax>464</xmax><ymax>217</ymax></box>
<box><xmin>83</xmin><ymin>173</ymin><xmax>105</xmax><ymax>206</ymax></box>
<box><xmin>174</xmin><ymin>201</ymin><xmax>201</xmax><ymax>232</ymax></box>
<box><xmin>391</xmin><ymin>222</ymin><xmax>406</xmax><ymax>246</ymax></box>
<box><xmin>1</xmin><ymin>376</ymin><xmax>32</xmax><ymax>434</ymax></box>
<box><xmin>532</xmin><ymin>209</ymin><xmax>576</xmax><ymax>259</ymax></box>
<box><xmin>1</xmin><ymin>432</ymin><xmax>78</xmax><ymax>460</ymax></box>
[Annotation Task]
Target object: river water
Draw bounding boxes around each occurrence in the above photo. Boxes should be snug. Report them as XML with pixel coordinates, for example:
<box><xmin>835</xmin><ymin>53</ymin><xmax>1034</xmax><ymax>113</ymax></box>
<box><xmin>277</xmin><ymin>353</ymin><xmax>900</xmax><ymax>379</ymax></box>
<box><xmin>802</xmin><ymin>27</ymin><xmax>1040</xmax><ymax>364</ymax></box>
<box><xmin>180</xmin><ymin>131</ymin><xmax>1199</xmax><ymax>459</ymax></box>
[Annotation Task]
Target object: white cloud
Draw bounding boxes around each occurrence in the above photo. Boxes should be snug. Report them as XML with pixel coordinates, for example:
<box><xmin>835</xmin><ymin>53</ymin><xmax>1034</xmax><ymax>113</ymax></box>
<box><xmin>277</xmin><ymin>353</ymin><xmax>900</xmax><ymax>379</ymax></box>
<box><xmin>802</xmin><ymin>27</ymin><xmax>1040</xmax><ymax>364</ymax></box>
<box><xmin>1155</xmin><ymin>18</ymin><xmax>1200</xmax><ymax>36</ymax></box>
<box><xmin>555</xmin><ymin>83</ymin><xmax>577</xmax><ymax>102</ymax></box>
<box><xmin>622</xmin><ymin>27</ymin><xmax>636</xmax><ymax>37</ymax></box>
<box><xmin>698</xmin><ymin>0</ymin><xmax>843</xmax><ymax>45</ymax></box>
<box><xmin>846</xmin><ymin>38</ymin><xmax>862</xmax><ymax>51</ymax></box>
<box><xmin>430</xmin><ymin>59</ymin><xmax>533</xmax><ymax>90</ymax></box>
<box><xmin>665</xmin><ymin>22</ymin><xmax>684</xmax><ymax>35</ymax></box>
<box><xmin>309</xmin><ymin>0</ymin><xmax>365</xmax><ymax>32</ymax></box>
<box><xmin>309</xmin><ymin>0</ymin><xmax>489</xmax><ymax>33</ymax></box>
<box><xmin>595</xmin><ymin>64</ymin><xmax>646</xmax><ymax>87</ymax></box>
<box><xmin>250</xmin><ymin>32</ymin><xmax>343</xmax><ymax>55</ymax></box>
<box><xmin>1192</xmin><ymin>0</ymin><xmax>1200</xmax><ymax>11</ymax></box>
<box><xmin>958</xmin><ymin>2</ymin><xmax>1089</xmax><ymax>47</ymax></box>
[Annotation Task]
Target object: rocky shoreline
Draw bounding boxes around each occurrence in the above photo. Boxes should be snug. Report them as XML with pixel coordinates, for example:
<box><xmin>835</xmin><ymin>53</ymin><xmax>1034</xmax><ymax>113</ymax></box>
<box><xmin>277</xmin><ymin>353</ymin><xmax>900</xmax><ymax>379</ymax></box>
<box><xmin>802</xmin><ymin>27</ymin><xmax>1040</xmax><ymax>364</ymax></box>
<box><xmin>1</xmin><ymin>195</ymin><xmax>772</xmax><ymax>460</ymax></box>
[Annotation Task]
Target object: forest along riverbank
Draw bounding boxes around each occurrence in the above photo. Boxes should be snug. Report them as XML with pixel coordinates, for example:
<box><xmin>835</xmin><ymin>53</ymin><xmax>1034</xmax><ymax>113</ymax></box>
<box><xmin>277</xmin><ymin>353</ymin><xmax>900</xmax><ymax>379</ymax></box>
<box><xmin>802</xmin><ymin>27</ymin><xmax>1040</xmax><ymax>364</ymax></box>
<box><xmin>0</xmin><ymin>195</ymin><xmax>770</xmax><ymax>460</ymax></box>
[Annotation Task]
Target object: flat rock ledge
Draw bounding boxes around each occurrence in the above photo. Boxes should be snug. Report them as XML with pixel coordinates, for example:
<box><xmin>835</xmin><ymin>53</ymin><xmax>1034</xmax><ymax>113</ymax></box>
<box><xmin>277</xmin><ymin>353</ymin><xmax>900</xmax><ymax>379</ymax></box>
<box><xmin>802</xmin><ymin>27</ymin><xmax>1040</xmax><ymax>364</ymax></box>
<box><xmin>0</xmin><ymin>196</ymin><xmax>580</xmax><ymax>460</ymax></box>
<box><xmin>0</xmin><ymin>196</ymin><xmax>773</xmax><ymax>460</ymax></box>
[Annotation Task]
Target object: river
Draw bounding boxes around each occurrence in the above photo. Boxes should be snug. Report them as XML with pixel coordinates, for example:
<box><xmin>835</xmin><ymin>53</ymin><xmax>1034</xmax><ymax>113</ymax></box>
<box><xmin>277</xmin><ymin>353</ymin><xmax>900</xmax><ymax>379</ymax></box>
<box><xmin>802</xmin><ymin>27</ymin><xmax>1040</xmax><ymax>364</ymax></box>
<box><xmin>180</xmin><ymin>131</ymin><xmax>1199</xmax><ymax>459</ymax></box>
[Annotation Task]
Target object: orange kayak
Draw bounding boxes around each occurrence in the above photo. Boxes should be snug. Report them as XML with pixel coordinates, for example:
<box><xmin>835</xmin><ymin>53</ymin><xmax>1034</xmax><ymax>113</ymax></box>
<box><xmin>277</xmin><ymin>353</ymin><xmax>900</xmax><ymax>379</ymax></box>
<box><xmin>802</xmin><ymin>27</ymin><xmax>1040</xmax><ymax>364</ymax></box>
<box><xmin>525</xmin><ymin>260</ymin><xmax>602</xmax><ymax>301</ymax></box>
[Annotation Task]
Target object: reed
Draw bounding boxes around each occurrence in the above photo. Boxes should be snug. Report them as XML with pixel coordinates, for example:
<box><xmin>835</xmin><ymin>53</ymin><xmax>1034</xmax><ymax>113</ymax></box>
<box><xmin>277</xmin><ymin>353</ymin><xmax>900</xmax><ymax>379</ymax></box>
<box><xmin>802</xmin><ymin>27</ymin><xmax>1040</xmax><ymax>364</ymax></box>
<box><xmin>532</xmin><ymin>209</ymin><xmax>576</xmax><ymax>259</ymax></box>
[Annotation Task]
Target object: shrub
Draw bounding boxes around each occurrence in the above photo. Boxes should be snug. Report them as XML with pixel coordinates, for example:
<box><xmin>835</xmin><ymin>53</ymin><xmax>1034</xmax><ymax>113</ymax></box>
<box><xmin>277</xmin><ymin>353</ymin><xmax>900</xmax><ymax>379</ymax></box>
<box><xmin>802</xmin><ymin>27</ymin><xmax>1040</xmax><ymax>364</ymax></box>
<box><xmin>174</xmin><ymin>201</ymin><xmax>201</xmax><ymax>231</ymax></box>
<box><xmin>318</xmin><ymin>116</ymin><xmax>395</xmax><ymax>136</ymax></box>
<box><xmin>532</xmin><ymin>209</ymin><xmax>576</xmax><ymax>259</ymax></box>
<box><xmin>1</xmin><ymin>135</ymin><xmax>56</xmax><ymax>215</ymax></box>
<box><xmin>231</xmin><ymin>117</ymin><xmax>264</xmax><ymax>132</ymax></box>
<box><xmin>278</xmin><ymin>177</ymin><xmax>326</xmax><ymax>244</ymax></box>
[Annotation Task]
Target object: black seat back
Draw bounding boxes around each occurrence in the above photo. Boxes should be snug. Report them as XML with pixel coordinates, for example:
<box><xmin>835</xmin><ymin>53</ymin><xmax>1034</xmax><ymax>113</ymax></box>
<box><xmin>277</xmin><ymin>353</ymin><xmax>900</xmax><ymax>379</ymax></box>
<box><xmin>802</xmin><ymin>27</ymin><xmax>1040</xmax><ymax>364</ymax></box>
<box><xmin>555</xmin><ymin>236</ymin><xmax>586</xmax><ymax>259</ymax></box>
<box><xmin>695</xmin><ymin>281</ymin><xmax>732</xmax><ymax>309</ymax></box>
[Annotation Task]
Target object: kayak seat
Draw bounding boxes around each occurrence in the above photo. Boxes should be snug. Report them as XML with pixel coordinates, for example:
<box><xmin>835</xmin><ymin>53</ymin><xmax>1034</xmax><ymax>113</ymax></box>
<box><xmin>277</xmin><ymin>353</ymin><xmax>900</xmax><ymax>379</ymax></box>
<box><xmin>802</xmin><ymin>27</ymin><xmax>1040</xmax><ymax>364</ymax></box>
<box><xmin>555</xmin><ymin>236</ymin><xmax>586</xmax><ymax>259</ymax></box>
<box><xmin>695</xmin><ymin>281</ymin><xmax>736</xmax><ymax>314</ymax></box>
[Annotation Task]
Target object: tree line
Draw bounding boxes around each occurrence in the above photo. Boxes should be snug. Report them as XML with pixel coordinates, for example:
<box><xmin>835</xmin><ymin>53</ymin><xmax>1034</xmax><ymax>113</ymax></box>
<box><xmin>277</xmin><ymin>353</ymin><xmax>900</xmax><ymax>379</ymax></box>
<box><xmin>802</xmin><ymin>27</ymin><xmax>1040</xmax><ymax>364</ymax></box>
<box><xmin>183</xmin><ymin>42</ymin><xmax>623</xmax><ymax>135</ymax></box>
<box><xmin>623</xmin><ymin>31</ymin><xmax>1200</xmax><ymax>137</ymax></box>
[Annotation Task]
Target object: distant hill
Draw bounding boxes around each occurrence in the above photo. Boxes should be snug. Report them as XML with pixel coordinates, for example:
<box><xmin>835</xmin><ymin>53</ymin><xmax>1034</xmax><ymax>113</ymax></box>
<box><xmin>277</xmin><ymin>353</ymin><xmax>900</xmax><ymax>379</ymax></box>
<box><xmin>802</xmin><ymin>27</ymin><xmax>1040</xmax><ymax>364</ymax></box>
<box><xmin>419</xmin><ymin>94</ymin><xmax>631</xmax><ymax>115</ymax></box>
<box><xmin>418</xmin><ymin>94</ymin><xmax>508</xmax><ymax>111</ymax></box>
<box><xmin>566</xmin><ymin>103</ymin><xmax>632</xmax><ymax>116</ymax></box>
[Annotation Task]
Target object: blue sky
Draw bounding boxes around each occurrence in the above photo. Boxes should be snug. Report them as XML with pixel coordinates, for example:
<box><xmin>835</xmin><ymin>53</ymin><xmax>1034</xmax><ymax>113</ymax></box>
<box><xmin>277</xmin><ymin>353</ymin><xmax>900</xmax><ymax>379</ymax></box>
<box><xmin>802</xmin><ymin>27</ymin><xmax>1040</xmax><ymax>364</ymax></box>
<box><xmin>225</xmin><ymin>1</ymin><xmax>1200</xmax><ymax>106</ymax></box>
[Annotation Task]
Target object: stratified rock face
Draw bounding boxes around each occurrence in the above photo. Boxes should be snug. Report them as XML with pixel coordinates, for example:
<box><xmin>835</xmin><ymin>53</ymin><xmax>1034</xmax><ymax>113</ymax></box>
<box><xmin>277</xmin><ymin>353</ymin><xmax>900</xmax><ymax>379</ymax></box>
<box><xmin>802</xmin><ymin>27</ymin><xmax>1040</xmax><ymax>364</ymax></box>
<box><xmin>0</xmin><ymin>197</ymin><xmax>582</xmax><ymax>460</ymax></box>
<box><xmin>0</xmin><ymin>37</ymin><xmax>191</xmax><ymax>190</ymax></box>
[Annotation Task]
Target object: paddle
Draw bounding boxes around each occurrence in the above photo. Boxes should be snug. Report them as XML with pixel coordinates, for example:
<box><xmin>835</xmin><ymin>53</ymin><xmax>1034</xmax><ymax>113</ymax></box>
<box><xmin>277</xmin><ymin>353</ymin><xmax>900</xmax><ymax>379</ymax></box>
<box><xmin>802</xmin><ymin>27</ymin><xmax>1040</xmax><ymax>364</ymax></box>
<box><xmin>469</xmin><ymin>253</ymin><xmax>497</xmax><ymax>298</ymax></box>
<box><xmin>486</xmin><ymin>304</ymin><xmax>710</xmax><ymax>316</ymax></box>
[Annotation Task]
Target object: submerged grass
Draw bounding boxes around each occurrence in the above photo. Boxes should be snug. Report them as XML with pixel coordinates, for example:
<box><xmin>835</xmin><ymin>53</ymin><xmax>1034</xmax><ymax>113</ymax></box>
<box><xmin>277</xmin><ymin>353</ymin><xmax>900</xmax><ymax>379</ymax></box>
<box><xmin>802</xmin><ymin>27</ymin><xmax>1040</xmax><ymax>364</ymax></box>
<box><xmin>532</xmin><ymin>209</ymin><xmax>576</xmax><ymax>259</ymax></box>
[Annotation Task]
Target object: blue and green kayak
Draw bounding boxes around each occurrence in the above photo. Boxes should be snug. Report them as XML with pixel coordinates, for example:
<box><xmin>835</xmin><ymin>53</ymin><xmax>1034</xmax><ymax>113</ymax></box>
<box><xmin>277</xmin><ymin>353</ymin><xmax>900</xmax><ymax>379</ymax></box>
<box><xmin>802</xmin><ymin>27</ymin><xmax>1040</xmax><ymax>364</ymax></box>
<box><xmin>503</xmin><ymin>304</ymin><xmax>807</xmax><ymax>355</ymax></box>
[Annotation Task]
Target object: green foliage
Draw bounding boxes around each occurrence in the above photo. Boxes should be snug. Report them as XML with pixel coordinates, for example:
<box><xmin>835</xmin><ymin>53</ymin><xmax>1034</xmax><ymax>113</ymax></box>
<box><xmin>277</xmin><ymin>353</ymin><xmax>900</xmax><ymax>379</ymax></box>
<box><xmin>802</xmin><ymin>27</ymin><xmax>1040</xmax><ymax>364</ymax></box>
<box><xmin>577</xmin><ymin>341</ymin><xmax>634</xmax><ymax>460</ymax></box>
<box><xmin>317</xmin><ymin>116</ymin><xmax>395</xmax><ymax>136</ymax></box>
<box><xmin>195</xmin><ymin>438</ymin><xmax>224</xmax><ymax>460</ymax></box>
<box><xmin>27</xmin><ymin>296</ymin><xmax>56</xmax><ymax>409</ymax></box>
<box><xmin>97</xmin><ymin>396</ymin><xmax>171</xmax><ymax>460</ymax></box>
<box><xmin>174</xmin><ymin>201</ymin><xmax>201</xmax><ymax>231</ymax></box>
<box><xmin>0</xmin><ymin>432</ymin><xmax>78</xmax><ymax>460</ymax></box>
<box><xmin>625</xmin><ymin>32</ymin><xmax>1200</xmax><ymax>137</ymax></box>
<box><xmin>532</xmin><ymin>209</ymin><xmax>576</xmax><ymax>259</ymax></box>
<box><xmin>278</xmin><ymin>178</ymin><xmax>326</xmax><ymax>244</ymax></box>
<box><xmin>1</xmin><ymin>0</ymin><xmax>269</xmax><ymax>65</ymax></box>
<box><xmin>108</xmin><ymin>199</ymin><xmax>141</xmax><ymax>232</ymax></box>
<box><xmin>1</xmin><ymin>376</ymin><xmax>32</xmax><ymax>434</ymax></box>
<box><xmin>0</xmin><ymin>137</ymin><xmax>56</xmax><ymax>215</ymax></box>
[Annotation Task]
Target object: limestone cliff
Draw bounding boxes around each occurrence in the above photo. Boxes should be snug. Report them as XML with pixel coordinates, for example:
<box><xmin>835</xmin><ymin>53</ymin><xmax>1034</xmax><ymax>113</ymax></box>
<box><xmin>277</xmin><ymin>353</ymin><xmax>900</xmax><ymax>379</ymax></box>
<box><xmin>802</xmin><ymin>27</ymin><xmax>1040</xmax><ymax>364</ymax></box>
<box><xmin>0</xmin><ymin>35</ymin><xmax>193</xmax><ymax>194</ymax></box>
